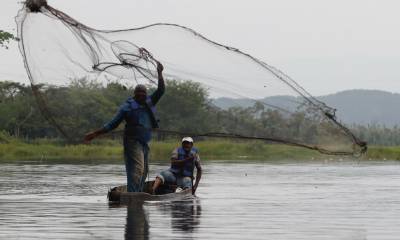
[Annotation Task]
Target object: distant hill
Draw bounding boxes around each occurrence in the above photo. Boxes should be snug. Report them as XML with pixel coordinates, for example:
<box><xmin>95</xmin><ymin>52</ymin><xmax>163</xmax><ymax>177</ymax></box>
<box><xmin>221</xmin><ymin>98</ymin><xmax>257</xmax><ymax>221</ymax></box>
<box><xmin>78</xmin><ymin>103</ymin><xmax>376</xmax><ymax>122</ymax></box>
<box><xmin>212</xmin><ymin>89</ymin><xmax>400</xmax><ymax>127</ymax></box>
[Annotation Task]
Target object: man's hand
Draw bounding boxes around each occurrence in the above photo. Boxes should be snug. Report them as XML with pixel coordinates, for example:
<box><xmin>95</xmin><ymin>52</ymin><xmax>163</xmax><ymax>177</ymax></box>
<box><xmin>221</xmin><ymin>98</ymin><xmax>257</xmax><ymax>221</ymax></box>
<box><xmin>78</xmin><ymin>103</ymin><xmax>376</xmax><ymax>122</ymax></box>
<box><xmin>84</xmin><ymin>131</ymin><xmax>99</xmax><ymax>144</ymax></box>
<box><xmin>84</xmin><ymin>128</ymin><xmax>107</xmax><ymax>144</ymax></box>
<box><xmin>185</xmin><ymin>155</ymin><xmax>195</xmax><ymax>162</ymax></box>
<box><xmin>156</xmin><ymin>61</ymin><xmax>164</xmax><ymax>73</ymax></box>
<box><xmin>171</xmin><ymin>155</ymin><xmax>194</xmax><ymax>167</ymax></box>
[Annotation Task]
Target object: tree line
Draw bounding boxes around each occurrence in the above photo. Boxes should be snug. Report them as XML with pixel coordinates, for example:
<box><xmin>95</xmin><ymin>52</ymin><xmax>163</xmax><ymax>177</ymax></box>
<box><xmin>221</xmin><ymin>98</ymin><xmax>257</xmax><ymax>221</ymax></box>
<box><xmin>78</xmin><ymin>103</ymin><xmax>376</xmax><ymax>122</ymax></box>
<box><xmin>0</xmin><ymin>79</ymin><xmax>398</xmax><ymax>146</ymax></box>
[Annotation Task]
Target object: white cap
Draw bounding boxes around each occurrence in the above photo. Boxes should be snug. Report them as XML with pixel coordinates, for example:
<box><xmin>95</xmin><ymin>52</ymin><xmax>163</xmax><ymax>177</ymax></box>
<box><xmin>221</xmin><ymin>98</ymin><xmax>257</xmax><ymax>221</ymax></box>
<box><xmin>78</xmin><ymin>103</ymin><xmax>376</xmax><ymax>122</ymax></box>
<box><xmin>182</xmin><ymin>137</ymin><xmax>194</xmax><ymax>143</ymax></box>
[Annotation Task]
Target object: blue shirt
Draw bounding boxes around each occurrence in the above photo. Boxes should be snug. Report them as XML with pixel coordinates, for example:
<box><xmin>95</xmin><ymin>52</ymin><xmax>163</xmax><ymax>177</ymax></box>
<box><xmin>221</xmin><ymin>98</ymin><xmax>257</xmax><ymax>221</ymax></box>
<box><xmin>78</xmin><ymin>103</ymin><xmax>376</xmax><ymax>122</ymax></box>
<box><xmin>103</xmin><ymin>81</ymin><xmax>165</xmax><ymax>144</ymax></box>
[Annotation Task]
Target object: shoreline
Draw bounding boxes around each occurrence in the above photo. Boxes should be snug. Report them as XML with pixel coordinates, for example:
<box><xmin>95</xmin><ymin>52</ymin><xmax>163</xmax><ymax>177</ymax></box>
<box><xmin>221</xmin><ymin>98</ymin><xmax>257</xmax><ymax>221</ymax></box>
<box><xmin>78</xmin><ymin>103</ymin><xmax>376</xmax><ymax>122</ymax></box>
<box><xmin>0</xmin><ymin>138</ymin><xmax>398</xmax><ymax>163</ymax></box>
<box><xmin>0</xmin><ymin>139</ymin><xmax>318</xmax><ymax>162</ymax></box>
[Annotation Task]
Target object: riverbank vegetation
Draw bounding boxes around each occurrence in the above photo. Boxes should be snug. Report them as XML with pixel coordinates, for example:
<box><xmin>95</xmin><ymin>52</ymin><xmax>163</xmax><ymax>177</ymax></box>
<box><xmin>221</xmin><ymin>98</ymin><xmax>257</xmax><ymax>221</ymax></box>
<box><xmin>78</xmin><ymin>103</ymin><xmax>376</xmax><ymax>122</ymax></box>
<box><xmin>0</xmin><ymin>133</ymin><xmax>318</xmax><ymax>162</ymax></box>
<box><xmin>0</xmin><ymin>133</ymin><xmax>398</xmax><ymax>163</ymax></box>
<box><xmin>1</xmin><ymin>80</ymin><xmax>400</xmax><ymax>146</ymax></box>
<box><xmin>1</xmin><ymin>79</ymin><xmax>400</xmax><ymax>162</ymax></box>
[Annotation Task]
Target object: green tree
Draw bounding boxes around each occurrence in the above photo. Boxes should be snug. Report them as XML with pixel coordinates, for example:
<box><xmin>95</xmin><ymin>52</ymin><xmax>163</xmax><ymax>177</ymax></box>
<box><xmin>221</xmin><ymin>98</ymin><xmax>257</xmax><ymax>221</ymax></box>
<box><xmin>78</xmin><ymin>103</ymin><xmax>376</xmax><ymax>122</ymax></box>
<box><xmin>0</xmin><ymin>81</ymin><xmax>41</xmax><ymax>138</ymax></box>
<box><xmin>0</xmin><ymin>30</ymin><xmax>16</xmax><ymax>49</ymax></box>
<box><xmin>1</xmin><ymin>79</ymin><xmax>389</xmax><ymax>149</ymax></box>
<box><xmin>156</xmin><ymin>80</ymin><xmax>214</xmax><ymax>133</ymax></box>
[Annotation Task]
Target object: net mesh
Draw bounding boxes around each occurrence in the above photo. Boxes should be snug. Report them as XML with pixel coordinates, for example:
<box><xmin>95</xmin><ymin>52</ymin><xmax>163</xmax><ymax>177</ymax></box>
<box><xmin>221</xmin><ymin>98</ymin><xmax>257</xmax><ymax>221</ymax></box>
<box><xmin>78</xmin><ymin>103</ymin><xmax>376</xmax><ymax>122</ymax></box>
<box><xmin>16</xmin><ymin>0</ymin><xmax>367</xmax><ymax>155</ymax></box>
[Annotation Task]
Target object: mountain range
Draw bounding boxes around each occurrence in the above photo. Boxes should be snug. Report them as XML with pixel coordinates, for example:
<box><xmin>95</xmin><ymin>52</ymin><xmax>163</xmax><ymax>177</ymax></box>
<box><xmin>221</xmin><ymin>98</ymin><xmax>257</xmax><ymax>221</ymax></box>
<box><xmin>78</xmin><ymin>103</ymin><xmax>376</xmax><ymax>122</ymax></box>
<box><xmin>212</xmin><ymin>89</ymin><xmax>400</xmax><ymax>127</ymax></box>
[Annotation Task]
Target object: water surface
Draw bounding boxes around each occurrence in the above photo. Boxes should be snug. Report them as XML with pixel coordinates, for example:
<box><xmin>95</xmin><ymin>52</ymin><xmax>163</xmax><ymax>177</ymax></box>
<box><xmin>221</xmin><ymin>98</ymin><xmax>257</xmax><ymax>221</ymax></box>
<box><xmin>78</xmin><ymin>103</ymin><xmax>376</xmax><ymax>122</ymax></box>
<box><xmin>1</xmin><ymin>161</ymin><xmax>400</xmax><ymax>239</ymax></box>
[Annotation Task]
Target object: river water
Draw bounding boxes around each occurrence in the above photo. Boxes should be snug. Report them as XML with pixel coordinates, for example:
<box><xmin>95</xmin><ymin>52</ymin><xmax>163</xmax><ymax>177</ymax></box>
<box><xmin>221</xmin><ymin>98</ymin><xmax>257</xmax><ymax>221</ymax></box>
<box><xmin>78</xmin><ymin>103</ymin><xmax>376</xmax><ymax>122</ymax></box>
<box><xmin>1</xmin><ymin>160</ymin><xmax>400</xmax><ymax>239</ymax></box>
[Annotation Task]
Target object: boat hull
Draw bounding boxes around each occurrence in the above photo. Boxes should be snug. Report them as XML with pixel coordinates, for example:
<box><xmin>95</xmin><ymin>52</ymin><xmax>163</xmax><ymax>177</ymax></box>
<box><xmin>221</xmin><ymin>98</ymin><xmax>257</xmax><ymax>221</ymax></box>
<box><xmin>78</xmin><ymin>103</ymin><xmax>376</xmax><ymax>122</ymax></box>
<box><xmin>108</xmin><ymin>181</ymin><xmax>193</xmax><ymax>204</ymax></box>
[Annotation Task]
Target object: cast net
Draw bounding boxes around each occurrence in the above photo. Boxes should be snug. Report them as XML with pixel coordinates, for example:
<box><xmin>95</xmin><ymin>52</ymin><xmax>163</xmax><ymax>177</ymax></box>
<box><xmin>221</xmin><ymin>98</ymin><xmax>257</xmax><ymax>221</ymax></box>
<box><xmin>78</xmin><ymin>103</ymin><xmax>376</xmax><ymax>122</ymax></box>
<box><xmin>16</xmin><ymin>0</ymin><xmax>367</xmax><ymax>155</ymax></box>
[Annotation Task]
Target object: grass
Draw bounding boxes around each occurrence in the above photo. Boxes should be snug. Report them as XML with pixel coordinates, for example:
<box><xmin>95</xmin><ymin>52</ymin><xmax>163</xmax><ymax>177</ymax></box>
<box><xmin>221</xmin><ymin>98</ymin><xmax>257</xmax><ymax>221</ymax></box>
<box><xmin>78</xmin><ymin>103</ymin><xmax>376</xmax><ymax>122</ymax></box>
<box><xmin>0</xmin><ymin>139</ymin><xmax>123</xmax><ymax>162</ymax></box>
<box><xmin>0</xmin><ymin>134</ymin><xmax>321</xmax><ymax>162</ymax></box>
<box><xmin>0</xmin><ymin>133</ymin><xmax>399</xmax><ymax>163</ymax></box>
<box><xmin>366</xmin><ymin>146</ymin><xmax>400</xmax><ymax>161</ymax></box>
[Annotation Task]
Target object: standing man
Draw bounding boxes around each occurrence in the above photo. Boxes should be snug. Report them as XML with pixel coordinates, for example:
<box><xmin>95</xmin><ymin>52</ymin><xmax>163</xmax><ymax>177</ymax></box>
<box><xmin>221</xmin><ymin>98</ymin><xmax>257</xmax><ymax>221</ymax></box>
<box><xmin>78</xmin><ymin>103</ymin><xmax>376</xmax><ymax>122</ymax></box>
<box><xmin>84</xmin><ymin>62</ymin><xmax>165</xmax><ymax>192</ymax></box>
<box><xmin>152</xmin><ymin>137</ymin><xmax>202</xmax><ymax>195</ymax></box>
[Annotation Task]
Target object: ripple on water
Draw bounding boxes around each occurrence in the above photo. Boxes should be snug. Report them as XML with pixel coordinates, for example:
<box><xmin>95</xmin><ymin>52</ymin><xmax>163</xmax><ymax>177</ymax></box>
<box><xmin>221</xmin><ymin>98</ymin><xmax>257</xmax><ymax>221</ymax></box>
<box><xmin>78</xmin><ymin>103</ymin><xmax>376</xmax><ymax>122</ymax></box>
<box><xmin>1</xmin><ymin>161</ymin><xmax>400</xmax><ymax>239</ymax></box>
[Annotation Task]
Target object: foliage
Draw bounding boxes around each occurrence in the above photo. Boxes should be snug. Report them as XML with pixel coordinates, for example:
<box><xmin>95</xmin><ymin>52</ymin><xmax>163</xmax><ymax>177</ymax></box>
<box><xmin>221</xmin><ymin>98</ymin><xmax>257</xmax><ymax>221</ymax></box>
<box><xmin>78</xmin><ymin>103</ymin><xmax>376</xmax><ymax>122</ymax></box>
<box><xmin>0</xmin><ymin>136</ymin><xmax>321</xmax><ymax>162</ymax></box>
<box><xmin>366</xmin><ymin>146</ymin><xmax>400</xmax><ymax>160</ymax></box>
<box><xmin>0</xmin><ymin>79</ymin><xmax>399</xmax><ymax>147</ymax></box>
<box><xmin>0</xmin><ymin>30</ymin><xmax>16</xmax><ymax>49</ymax></box>
<box><xmin>155</xmin><ymin>80</ymin><xmax>215</xmax><ymax>134</ymax></box>
<box><xmin>351</xmin><ymin>124</ymin><xmax>400</xmax><ymax>146</ymax></box>
<box><xmin>0</xmin><ymin>81</ymin><xmax>42</xmax><ymax>138</ymax></box>
<box><xmin>2</xmin><ymin>134</ymin><xmax>400</xmax><ymax>162</ymax></box>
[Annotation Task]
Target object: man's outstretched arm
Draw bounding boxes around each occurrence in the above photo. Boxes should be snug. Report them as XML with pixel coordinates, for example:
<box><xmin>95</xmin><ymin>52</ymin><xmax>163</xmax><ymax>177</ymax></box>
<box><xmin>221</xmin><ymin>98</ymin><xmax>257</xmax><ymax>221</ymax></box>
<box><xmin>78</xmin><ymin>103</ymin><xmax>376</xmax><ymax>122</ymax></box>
<box><xmin>151</xmin><ymin>61</ymin><xmax>165</xmax><ymax>105</ymax></box>
<box><xmin>84</xmin><ymin>107</ymin><xmax>125</xmax><ymax>143</ymax></box>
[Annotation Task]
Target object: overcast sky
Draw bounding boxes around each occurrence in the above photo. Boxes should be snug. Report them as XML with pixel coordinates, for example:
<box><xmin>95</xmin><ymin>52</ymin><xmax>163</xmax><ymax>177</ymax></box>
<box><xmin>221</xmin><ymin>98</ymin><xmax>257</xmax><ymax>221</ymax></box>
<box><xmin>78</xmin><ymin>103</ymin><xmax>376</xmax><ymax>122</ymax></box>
<box><xmin>1</xmin><ymin>0</ymin><xmax>400</xmax><ymax>96</ymax></box>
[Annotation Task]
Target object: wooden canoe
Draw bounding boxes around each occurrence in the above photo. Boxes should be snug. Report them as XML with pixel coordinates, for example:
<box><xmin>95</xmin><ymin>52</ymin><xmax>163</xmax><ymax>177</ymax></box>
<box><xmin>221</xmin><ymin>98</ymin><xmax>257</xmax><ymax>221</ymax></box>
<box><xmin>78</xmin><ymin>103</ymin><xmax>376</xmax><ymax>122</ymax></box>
<box><xmin>108</xmin><ymin>181</ymin><xmax>193</xmax><ymax>204</ymax></box>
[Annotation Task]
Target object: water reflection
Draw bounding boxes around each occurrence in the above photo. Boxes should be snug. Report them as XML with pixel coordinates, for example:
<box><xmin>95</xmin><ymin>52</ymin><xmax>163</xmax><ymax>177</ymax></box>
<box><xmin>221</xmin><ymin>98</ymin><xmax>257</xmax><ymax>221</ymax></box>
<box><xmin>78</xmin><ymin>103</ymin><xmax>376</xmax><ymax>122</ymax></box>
<box><xmin>5</xmin><ymin>163</ymin><xmax>400</xmax><ymax>239</ymax></box>
<box><xmin>169</xmin><ymin>199</ymin><xmax>202</xmax><ymax>233</ymax></box>
<box><xmin>117</xmin><ymin>198</ymin><xmax>202</xmax><ymax>240</ymax></box>
<box><xmin>124</xmin><ymin>203</ymin><xmax>149</xmax><ymax>240</ymax></box>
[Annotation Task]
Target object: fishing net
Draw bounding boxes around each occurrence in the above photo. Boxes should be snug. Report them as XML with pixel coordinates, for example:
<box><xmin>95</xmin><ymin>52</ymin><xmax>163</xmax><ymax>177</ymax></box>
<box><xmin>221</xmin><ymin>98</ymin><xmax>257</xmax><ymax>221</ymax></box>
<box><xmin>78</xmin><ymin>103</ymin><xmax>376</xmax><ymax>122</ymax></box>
<box><xmin>16</xmin><ymin>0</ymin><xmax>367</xmax><ymax>155</ymax></box>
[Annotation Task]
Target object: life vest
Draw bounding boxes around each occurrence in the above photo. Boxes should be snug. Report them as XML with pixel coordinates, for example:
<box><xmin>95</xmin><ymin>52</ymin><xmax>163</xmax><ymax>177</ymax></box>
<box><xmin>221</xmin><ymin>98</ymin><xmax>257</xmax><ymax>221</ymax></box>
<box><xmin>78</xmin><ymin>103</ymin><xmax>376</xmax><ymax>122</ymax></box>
<box><xmin>125</xmin><ymin>96</ymin><xmax>159</xmax><ymax>129</ymax></box>
<box><xmin>170</xmin><ymin>147</ymin><xmax>198</xmax><ymax>177</ymax></box>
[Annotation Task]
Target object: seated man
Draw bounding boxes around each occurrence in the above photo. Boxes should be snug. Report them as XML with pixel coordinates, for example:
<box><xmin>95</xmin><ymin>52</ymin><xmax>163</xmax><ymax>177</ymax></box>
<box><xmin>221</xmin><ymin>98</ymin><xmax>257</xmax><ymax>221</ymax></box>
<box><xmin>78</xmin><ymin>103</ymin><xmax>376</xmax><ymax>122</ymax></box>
<box><xmin>152</xmin><ymin>137</ymin><xmax>202</xmax><ymax>194</ymax></box>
